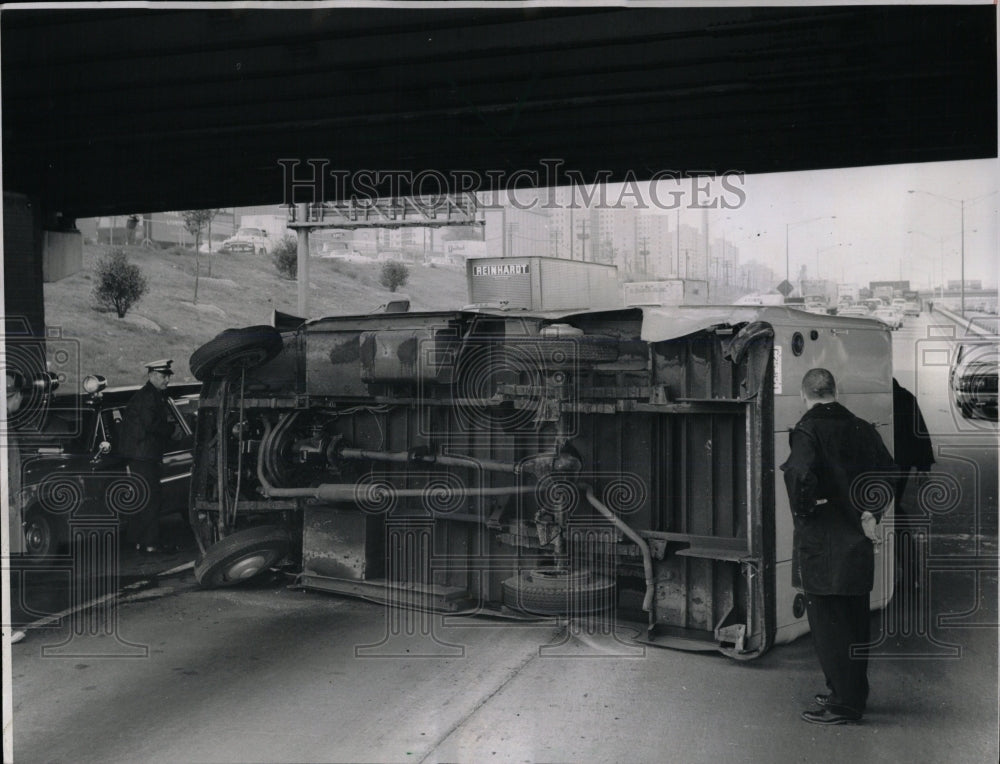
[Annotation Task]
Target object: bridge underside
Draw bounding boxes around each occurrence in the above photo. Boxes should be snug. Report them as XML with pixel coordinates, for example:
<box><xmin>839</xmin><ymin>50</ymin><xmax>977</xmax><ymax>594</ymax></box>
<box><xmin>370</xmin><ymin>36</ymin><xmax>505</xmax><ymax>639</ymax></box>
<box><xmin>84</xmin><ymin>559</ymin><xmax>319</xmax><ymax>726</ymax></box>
<box><xmin>1</xmin><ymin>5</ymin><xmax>997</xmax><ymax>333</ymax></box>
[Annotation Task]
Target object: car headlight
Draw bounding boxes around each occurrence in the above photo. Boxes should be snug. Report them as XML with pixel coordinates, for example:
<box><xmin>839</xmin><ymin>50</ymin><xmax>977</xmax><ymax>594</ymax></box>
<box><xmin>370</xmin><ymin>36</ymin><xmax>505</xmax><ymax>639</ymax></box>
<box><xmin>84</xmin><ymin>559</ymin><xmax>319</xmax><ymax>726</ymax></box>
<box><xmin>83</xmin><ymin>374</ymin><xmax>107</xmax><ymax>394</ymax></box>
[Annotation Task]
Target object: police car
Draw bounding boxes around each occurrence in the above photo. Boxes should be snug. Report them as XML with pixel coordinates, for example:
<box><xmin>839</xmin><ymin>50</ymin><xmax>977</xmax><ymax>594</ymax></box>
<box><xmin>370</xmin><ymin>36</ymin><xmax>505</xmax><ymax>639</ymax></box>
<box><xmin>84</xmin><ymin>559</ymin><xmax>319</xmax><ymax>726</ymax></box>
<box><xmin>12</xmin><ymin>374</ymin><xmax>201</xmax><ymax>556</ymax></box>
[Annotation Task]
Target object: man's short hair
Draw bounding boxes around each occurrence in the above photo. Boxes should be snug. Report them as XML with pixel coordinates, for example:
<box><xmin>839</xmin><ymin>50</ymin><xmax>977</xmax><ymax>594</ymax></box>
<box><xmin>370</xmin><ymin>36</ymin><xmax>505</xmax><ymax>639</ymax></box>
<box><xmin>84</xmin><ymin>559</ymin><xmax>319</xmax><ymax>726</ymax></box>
<box><xmin>801</xmin><ymin>368</ymin><xmax>837</xmax><ymax>399</ymax></box>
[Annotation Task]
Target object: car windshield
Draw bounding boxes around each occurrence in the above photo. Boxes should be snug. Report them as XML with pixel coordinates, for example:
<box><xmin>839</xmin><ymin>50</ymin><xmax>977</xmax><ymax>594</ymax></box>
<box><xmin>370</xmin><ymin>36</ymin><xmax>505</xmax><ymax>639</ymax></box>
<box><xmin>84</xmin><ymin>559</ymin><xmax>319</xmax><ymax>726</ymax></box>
<box><xmin>235</xmin><ymin>228</ymin><xmax>264</xmax><ymax>237</ymax></box>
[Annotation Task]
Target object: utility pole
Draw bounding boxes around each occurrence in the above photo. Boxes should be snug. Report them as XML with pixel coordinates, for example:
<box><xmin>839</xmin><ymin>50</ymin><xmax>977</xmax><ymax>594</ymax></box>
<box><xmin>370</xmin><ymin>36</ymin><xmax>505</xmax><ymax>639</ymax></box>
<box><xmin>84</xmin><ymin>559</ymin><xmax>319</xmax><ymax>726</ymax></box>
<box><xmin>960</xmin><ymin>198</ymin><xmax>965</xmax><ymax>316</ymax></box>
<box><xmin>569</xmin><ymin>208</ymin><xmax>574</xmax><ymax>260</ymax></box>
<box><xmin>550</xmin><ymin>227</ymin><xmax>562</xmax><ymax>258</ymax></box>
<box><xmin>638</xmin><ymin>236</ymin><xmax>650</xmax><ymax>276</ymax></box>
<box><xmin>501</xmin><ymin>206</ymin><xmax>507</xmax><ymax>257</ymax></box>
<box><xmin>675</xmin><ymin>209</ymin><xmax>681</xmax><ymax>277</ymax></box>
<box><xmin>506</xmin><ymin>222</ymin><xmax>518</xmax><ymax>258</ymax></box>
<box><xmin>577</xmin><ymin>219</ymin><xmax>590</xmax><ymax>262</ymax></box>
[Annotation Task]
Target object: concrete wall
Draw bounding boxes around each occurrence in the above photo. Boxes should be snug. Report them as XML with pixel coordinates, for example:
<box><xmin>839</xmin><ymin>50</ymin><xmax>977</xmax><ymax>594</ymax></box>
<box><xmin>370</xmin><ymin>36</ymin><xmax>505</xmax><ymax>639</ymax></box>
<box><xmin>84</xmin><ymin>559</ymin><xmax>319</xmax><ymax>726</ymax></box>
<box><xmin>3</xmin><ymin>192</ymin><xmax>46</xmax><ymax>338</ymax></box>
<box><xmin>42</xmin><ymin>230</ymin><xmax>83</xmax><ymax>283</ymax></box>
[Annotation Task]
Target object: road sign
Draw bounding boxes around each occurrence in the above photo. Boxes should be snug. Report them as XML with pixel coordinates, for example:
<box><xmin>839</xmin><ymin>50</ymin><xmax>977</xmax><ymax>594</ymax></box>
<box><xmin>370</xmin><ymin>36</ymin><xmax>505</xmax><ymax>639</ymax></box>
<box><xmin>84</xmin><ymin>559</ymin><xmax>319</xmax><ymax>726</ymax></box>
<box><xmin>776</xmin><ymin>280</ymin><xmax>794</xmax><ymax>297</ymax></box>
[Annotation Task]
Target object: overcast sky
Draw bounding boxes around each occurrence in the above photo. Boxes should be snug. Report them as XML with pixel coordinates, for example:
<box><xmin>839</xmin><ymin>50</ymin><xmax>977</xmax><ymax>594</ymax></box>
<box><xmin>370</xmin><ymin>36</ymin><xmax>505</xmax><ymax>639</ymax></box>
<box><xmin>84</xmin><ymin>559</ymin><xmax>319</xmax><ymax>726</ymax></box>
<box><xmin>691</xmin><ymin>157</ymin><xmax>998</xmax><ymax>289</ymax></box>
<box><xmin>495</xmin><ymin>156</ymin><xmax>997</xmax><ymax>291</ymax></box>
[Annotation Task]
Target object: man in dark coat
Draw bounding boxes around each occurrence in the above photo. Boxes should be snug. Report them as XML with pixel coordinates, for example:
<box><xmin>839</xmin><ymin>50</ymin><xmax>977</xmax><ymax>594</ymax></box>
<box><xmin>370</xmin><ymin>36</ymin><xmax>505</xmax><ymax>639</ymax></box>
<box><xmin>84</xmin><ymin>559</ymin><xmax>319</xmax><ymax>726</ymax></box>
<box><xmin>781</xmin><ymin>368</ymin><xmax>896</xmax><ymax>725</ymax></box>
<box><xmin>118</xmin><ymin>359</ymin><xmax>177</xmax><ymax>553</ymax></box>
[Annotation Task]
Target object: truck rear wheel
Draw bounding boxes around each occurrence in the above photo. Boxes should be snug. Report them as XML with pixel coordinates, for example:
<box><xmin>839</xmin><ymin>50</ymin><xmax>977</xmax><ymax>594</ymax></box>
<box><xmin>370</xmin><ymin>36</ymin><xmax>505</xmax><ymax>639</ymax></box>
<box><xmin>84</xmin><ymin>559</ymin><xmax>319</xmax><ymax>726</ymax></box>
<box><xmin>189</xmin><ymin>325</ymin><xmax>283</xmax><ymax>381</ymax></box>
<box><xmin>502</xmin><ymin>568</ymin><xmax>615</xmax><ymax>616</ymax></box>
<box><xmin>194</xmin><ymin>526</ymin><xmax>291</xmax><ymax>588</ymax></box>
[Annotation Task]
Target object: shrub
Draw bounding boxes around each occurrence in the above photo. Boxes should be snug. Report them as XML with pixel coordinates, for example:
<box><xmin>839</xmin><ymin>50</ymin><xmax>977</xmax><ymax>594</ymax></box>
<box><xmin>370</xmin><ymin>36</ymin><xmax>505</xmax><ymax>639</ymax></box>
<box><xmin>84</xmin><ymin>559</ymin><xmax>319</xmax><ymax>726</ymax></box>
<box><xmin>272</xmin><ymin>235</ymin><xmax>298</xmax><ymax>280</ymax></box>
<box><xmin>379</xmin><ymin>260</ymin><xmax>410</xmax><ymax>293</ymax></box>
<box><xmin>93</xmin><ymin>247</ymin><xmax>149</xmax><ymax>318</ymax></box>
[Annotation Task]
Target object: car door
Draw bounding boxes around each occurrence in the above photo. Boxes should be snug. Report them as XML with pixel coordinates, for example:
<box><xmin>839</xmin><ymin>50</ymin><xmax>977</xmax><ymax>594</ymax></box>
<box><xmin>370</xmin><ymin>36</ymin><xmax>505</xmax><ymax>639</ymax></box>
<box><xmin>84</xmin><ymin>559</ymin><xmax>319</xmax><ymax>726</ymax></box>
<box><xmin>99</xmin><ymin>397</ymin><xmax>194</xmax><ymax>515</ymax></box>
<box><xmin>161</xmin><ymin>397</ymin><xmax>195</xmax><ymax>513</ymax></box>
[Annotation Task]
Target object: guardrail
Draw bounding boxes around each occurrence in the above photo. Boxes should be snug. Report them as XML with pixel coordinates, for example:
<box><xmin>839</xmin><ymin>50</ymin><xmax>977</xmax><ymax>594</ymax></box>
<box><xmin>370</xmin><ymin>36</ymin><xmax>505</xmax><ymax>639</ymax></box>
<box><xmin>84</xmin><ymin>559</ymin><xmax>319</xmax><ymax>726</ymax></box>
<box><xmin>931</xmin><ymin>304</ymin><xmax>995</xmax><ymax>337</ymax></box>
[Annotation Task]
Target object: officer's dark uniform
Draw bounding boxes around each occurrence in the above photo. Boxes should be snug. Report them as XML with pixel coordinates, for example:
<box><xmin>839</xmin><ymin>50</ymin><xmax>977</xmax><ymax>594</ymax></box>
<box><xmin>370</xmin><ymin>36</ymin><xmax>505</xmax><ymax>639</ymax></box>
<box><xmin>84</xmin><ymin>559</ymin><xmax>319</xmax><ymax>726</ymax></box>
<box><xmin>781</xmin><ymin>401</ymin><xmax>895</xmax><ymax>718</ymax></box>
<box><xmin>117</xmin><ymin>361</ymin><xmax>176</xmax><ymax>549</ymax></box>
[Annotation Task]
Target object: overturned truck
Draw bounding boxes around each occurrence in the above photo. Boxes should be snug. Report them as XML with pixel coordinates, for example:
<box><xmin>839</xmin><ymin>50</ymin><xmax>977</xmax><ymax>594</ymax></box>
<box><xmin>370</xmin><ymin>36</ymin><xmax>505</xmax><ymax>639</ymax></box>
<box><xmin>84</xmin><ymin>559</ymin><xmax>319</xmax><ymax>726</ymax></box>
<box><xmin>188</xmin><ymin>306</ymin><xmax>895</xmax><ymax>659</ymax></box>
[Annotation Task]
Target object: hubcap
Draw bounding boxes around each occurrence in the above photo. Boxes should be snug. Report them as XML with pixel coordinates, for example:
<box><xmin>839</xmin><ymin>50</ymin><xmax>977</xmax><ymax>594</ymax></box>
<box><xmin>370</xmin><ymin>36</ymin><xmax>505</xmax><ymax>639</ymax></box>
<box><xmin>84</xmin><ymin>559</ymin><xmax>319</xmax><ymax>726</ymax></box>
<box><xmin>226</xmin><ymin>553</ymin><xmax>269</xmax><ymax>580</ymax></box>
<box><xmin>25</xmin><ymin>523</ymin><xmax>46</xmax><ymax>551</ymax></box>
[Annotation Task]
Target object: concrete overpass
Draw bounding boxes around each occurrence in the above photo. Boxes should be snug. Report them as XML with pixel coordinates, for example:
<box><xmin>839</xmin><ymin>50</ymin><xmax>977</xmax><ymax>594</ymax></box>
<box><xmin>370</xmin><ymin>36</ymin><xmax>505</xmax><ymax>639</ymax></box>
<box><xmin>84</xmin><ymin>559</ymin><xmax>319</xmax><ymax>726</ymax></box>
<box><xmin>2</xmin><ymin>5</ymin><xmax>997</xmax><ymax>336</ymax></box>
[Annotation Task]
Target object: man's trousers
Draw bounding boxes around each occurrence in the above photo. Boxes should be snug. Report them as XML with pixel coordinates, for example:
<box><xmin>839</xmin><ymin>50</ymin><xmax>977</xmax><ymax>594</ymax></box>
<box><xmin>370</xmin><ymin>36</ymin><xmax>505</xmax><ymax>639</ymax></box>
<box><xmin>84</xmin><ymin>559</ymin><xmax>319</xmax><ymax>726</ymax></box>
<box><xmin>804</xmin><ymin>592</ymin><xmax>871</xmax><ymax>714</ymax></box>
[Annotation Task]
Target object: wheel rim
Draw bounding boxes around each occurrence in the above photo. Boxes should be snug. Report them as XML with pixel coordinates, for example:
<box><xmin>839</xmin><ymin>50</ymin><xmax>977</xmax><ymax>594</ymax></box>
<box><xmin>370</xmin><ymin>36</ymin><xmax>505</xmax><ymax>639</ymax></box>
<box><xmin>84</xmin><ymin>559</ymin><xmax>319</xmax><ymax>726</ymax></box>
<box><xmin>214</xmin><ymin>349</ymin><xmax>271</xmax><ymax>376</ymax></box>
<box><xmin>224</xmin><ymin>552</ymin><xmax>270</xmax><ymax>581</ymax></box>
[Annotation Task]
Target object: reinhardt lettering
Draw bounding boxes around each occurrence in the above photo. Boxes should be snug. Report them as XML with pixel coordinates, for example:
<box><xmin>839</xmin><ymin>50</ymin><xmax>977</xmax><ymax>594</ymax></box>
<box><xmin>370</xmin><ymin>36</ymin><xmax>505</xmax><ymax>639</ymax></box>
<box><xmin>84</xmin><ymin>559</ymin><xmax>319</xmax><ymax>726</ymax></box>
<box><xmin>473</xmin><ymin>264</ymin><xmax>530</xmax><ymax>276</ymax></box>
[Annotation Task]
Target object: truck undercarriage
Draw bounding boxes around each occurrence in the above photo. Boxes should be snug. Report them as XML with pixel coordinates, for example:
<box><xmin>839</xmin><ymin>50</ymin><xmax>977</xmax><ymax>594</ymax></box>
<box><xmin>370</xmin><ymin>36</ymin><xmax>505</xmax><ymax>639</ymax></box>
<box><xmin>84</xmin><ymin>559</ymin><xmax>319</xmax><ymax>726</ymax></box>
<box><xmin>189</xmin><ymin>308</ymin><xmax>777</xmax><ymax>658</ymax></box>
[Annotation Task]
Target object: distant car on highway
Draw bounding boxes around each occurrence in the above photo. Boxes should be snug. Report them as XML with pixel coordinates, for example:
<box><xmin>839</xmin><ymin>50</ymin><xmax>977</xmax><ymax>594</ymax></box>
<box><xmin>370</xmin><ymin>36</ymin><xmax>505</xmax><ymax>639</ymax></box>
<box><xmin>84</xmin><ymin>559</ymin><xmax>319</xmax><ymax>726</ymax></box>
<box><xmin>902</xmin><ymin>301</ymin><xmax>921</xmax><ymax>316</ymax></box>
<box><xmin>837</xmin><ymin>305</ymin><xmax>872</xmax><ymax>318</ymax></box>
<box><xmin>15</xmin><ymin>377</ymin><xmax>200</xmax><ymax>556</ymax></box>
<box><xmin>872</xmin><ymin>307</ymin><xmax>903</xmax><ymax>330</ymax></box>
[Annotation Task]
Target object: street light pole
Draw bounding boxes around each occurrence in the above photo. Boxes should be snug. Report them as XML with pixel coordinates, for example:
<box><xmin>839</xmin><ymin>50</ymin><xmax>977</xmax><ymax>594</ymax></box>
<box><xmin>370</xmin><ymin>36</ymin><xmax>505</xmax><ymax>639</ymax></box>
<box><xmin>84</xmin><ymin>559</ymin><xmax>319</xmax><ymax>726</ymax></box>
<box><xmin>786</xmin><ymin>215</ymin><xmax>836</xmax><ymax>286</ymax></box>
<box><xmin>908</xmin><ymin>189</ymin><xmax>996</xmax><ymax>316</ymax></box>
<box><xmin>960</xmin><ymin>198</ymin><xmax>965</xmax><ymax>316</ymax></box>
<box><xmin>909</xmin><ymin>228</ymin><xmax>955</xmax><ymax>298</ymax></box>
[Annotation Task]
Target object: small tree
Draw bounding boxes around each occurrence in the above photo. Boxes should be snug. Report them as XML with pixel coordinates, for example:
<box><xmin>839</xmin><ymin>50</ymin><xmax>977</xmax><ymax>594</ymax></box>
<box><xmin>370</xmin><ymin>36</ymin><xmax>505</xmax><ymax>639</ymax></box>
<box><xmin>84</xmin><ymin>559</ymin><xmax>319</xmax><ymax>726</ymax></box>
<box><xmin>379</xmin><ymin>260</ymin><xmax>410</xmax><ymax>293</ymax></box>
<box><xmin>93</xmin><ymin>248</ymin><xmax>149</xmax><ymax>318</ymax></box>
<box><xmin>272</xmin><ymin>234</ymin><xmax>298</xmax><ymax>280</ymax></box>
<box><xmin>204</xmin><ymin>208</ymin><xmax>220</xmax><ymax>277</ymax></box>
<box><xmin>182</xmin><ymin>209</ymin><xmax>215</xmax><ymax>303</ymax></box>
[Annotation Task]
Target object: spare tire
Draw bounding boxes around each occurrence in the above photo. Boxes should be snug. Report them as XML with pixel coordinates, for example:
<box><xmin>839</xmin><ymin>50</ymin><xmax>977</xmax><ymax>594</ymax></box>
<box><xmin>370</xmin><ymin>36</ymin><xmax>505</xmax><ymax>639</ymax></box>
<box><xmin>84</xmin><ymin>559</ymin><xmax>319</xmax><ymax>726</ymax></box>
<box><xmin>189</xmin><ymin>325</ymin><xmax>283</xmax><ymax>381</ymax></box>
<box><xmin>501</xmin><ymin>568</ymin><xmax>615</xmax><ymax>616</ymax></box>
<box><xmin>194</xmin><ymin>526</ymin><xmax>291</xmax><ymax>588</ymax></box>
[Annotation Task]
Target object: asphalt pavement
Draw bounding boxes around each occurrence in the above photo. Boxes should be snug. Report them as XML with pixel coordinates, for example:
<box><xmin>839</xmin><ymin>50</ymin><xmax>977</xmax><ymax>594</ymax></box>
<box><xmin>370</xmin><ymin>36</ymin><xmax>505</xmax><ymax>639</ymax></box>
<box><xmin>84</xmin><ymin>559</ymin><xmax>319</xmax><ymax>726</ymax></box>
<box><xmin>7</xmin><ymin>309</ymin><xmax>998</xmax><ymax>764</ymax></box>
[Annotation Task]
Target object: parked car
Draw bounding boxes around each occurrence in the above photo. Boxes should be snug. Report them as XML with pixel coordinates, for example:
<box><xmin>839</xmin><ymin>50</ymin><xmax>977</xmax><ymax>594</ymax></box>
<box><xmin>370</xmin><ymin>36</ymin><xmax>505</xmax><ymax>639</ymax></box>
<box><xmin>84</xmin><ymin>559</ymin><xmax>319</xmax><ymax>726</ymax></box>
<box><xmin>218</xmin><ymin>238</ymin><xmax>257</xmax><ymax>255</ymax></box>
<box><xmin>14</xmin><ymin>377</ymin><xmax>201</xmax><ymax>556</ymax></box>
<box><xmin>220</xmin><ymin>227</ymin><xmax>272</xmax><ymax>255</ymax></box>
<box><xmin>950</xmin><ymin>320</ymin><xmax>999</xmax><ymax>420</ymax></box>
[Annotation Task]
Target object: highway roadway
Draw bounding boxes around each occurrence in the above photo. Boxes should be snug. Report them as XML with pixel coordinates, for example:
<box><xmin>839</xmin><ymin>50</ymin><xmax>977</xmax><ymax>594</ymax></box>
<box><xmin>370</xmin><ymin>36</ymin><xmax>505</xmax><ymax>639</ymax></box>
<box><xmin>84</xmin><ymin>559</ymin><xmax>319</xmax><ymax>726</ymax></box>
<box><xmin>7</xmin><ymin>309</ymin><xmax>998</xmax><ymax>764</ymax></box>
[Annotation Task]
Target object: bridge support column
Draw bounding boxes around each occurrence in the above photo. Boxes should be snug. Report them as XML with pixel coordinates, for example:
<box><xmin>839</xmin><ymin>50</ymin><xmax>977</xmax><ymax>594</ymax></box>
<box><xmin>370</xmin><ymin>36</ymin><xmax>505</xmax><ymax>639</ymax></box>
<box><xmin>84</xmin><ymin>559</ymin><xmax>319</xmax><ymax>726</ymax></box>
<box><xmin>296</xmin><ymin>203</ymin><xmax>310</xmax><ymax>317</ymax></box>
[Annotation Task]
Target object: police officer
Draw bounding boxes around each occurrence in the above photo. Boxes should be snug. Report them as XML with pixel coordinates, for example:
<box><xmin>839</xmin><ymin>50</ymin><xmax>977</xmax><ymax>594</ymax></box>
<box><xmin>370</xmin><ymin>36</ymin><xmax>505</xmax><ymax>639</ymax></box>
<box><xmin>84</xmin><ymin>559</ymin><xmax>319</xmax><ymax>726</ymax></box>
<box><xmin>118</xmin><ymin>360</ymin><xmax>178</xmax><ymax>554</ymax></box>
<box><xmin>781</xmin><ymin>368</ymin><xmax>895</xmax><ymax>725</ymax></box>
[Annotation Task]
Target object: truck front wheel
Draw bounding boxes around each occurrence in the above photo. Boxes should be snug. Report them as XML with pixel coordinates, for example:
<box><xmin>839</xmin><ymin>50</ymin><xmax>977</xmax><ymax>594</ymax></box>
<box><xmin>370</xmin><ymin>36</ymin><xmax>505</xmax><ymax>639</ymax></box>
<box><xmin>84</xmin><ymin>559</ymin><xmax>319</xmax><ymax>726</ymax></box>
<box><xmin>189</xmin><ymin>325</ymin><xmax>283</xmax><ymax>381</ymax></box>
<box><xmin>194</xmin><ymin>526</ymin><xmax>291</xmax><ymax>588</ymax></box>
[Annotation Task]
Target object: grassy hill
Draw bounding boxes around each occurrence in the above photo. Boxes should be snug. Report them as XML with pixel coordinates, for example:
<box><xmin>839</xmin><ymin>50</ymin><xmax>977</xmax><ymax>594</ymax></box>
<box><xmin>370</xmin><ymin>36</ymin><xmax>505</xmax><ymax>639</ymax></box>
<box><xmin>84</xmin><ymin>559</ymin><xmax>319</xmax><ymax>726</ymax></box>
<box><xmin>44</xmin><ymin>244</ymin><xmax>470</xmax><ymax>389</ymax></box>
